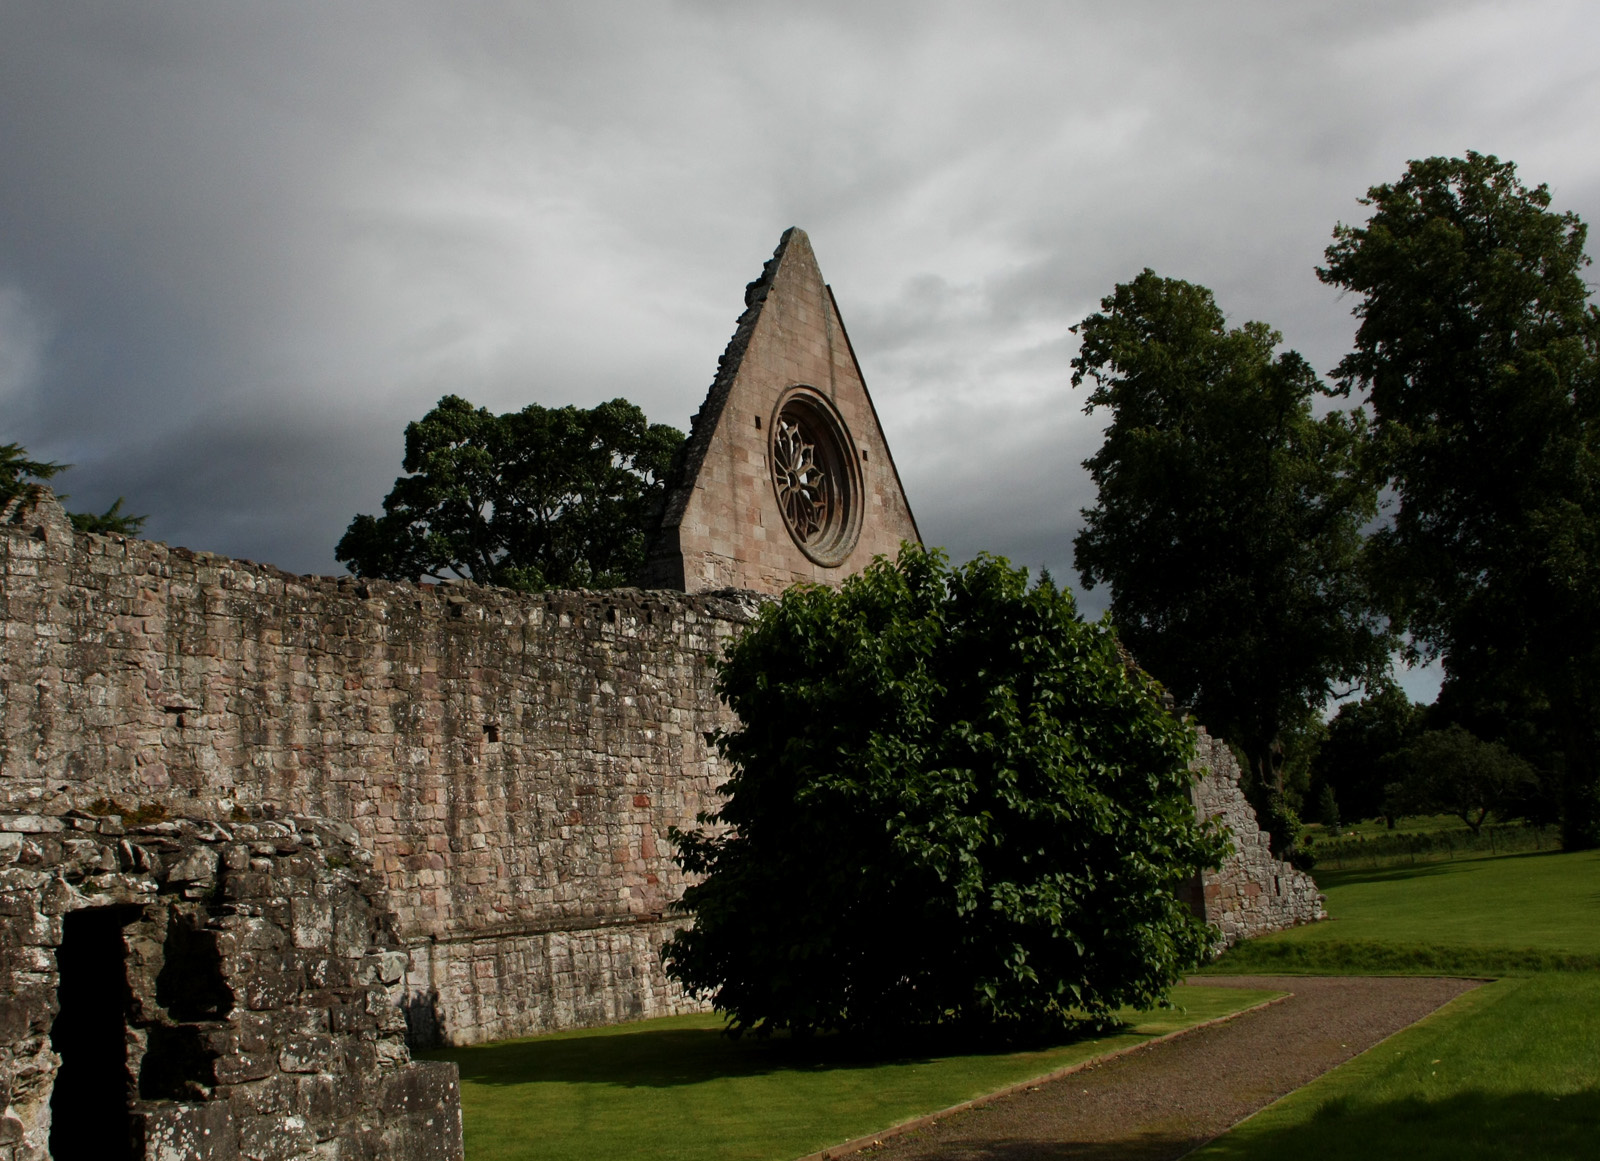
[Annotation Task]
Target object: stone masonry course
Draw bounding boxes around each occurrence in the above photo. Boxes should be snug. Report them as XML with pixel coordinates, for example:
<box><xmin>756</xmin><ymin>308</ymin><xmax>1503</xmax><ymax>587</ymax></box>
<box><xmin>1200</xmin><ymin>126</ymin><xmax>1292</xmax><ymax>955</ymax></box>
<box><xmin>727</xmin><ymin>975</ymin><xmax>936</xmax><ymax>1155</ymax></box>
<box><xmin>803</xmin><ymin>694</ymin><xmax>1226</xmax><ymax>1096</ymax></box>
<box><xmin>3</xmin><ymin>490</ymin><xmax>752</xmax><ymax>1051</ymax></box>
<box><xmin>3</xmin><ymin>487</ymin><xmax>1320</xmax><ymax>1060</ymax></box>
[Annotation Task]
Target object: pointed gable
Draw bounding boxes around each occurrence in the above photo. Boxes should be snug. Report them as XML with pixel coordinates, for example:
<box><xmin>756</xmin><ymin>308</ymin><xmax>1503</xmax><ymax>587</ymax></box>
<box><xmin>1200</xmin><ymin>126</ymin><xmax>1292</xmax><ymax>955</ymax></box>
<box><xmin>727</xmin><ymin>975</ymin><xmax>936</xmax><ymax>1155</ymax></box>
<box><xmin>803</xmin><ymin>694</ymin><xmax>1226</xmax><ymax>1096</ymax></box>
<box><xmin>644</xmin><ymin>228</ymin><xmax>921</xmax><ymax>594</ymax></box>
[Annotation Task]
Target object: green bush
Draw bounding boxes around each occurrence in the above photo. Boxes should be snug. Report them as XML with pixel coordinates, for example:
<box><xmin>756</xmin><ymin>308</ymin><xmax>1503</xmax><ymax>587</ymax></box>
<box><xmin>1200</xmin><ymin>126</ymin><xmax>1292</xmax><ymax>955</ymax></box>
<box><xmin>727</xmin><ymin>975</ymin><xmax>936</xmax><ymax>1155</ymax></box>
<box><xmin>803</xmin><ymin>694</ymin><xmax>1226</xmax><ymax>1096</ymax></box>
<box><xmin>662</xmin><ymin>547</ymin><xmax>1226</xmax><ymax>1038</ymax></box>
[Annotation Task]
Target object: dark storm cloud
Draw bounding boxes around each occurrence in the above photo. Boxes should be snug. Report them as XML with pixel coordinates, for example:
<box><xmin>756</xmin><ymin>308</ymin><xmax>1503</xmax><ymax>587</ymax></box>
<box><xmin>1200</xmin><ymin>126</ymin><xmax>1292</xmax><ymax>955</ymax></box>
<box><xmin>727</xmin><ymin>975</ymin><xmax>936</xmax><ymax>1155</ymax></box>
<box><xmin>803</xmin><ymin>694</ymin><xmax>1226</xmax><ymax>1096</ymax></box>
<box><xmin>2</xmin><ymin>0</ymin><xmax>1598</xmax><ymax>676</ymax></box>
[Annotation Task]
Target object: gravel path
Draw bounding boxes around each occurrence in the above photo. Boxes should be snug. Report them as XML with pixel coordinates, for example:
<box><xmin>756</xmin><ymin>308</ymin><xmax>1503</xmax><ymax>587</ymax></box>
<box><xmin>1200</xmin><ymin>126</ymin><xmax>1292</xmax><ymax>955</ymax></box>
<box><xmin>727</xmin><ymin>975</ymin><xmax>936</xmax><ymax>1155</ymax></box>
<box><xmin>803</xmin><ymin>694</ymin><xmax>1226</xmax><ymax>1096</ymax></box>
<box><xmin>840</xmin><ymin>975</ymin><xmax>1481</xmax><ymax>1161</ymax></box>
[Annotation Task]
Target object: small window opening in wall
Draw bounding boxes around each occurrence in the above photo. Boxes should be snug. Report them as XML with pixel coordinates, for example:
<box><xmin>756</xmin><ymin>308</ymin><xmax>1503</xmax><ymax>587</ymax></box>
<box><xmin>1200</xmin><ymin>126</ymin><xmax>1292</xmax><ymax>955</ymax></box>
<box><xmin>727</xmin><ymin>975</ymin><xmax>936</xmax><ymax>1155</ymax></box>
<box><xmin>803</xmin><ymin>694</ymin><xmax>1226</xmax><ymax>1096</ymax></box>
<box><xmin>484</xmin><ymin>723</ymin><xmax>500</xmax><ymax>743</ymax></box>
<box><xmin>754</xmin><ymin>415</ymin><xmax>761</xmax><ymax>429</ymax></box>
<box><xmin>50</xmin><ymin>905</ymin><xmax>142</xmax><ymax>1161</ymax></box>
<box><xmin>861</xmin><ymin>448</ymin><xmax>868</xmax><ymax>461</ymax></box>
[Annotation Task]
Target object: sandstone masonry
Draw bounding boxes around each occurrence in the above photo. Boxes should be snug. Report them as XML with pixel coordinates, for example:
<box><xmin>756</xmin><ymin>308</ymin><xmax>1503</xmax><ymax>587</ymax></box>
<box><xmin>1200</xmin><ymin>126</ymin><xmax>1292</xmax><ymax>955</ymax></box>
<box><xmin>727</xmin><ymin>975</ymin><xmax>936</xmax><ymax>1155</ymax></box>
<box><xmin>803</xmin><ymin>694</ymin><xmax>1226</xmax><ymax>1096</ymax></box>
<box><xmin>0</xmin><ymin>488</ymin><xmax>1320</xmax><ymax>1158</ymax></box>
<box><xmin>1186</xmin><ymin>729</ymin><xmax>1326</xmax><ymax>945</ymax></box>
<box><xmin>644</xmin><ymin>228</ymin><xmax>922</xmax><ymax>595</ymax></box>
<box><xmin>2</xmin><ymin>491</ymin><xmax>747</xmax><ymax>1052</ymax></box>
<box><xmin>0</xmin><ymin>808</ymin><xmax>461</xmax><ymax>1161</ymax></box>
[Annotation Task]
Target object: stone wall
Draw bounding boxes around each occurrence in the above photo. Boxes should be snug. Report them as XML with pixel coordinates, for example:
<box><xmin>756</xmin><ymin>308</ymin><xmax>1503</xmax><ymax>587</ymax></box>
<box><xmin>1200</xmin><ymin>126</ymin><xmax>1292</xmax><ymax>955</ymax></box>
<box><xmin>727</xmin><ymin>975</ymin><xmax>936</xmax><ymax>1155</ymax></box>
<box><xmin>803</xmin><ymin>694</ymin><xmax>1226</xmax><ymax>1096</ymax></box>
<box><xmin>2</xmin><ymin>491</ymin><xmax>747</xmax><ymax>1048</ymax></box>
<box><xmin>1186</xmin><ymin>729</ymin><xmax>1326</xmax><ymax>946</ymax></box>
<box><xmin>0</xmin><ymin>808</ymin><xmax>461</xmax><ymax>1161</ymax></box>
<box><xmin>2</xmin><ymin>487</ymin><xmax>1321</xmax><ymax>1076</ymax></box>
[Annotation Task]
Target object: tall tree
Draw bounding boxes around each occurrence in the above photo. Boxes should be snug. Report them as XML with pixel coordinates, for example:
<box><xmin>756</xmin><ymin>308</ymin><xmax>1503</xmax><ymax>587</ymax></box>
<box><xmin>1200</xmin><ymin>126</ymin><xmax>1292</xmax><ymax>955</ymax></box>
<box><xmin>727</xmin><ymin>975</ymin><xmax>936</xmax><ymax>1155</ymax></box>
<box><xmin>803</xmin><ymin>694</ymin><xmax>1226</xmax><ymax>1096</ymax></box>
<box><xmin>0</xmin><ymin>442</ymin><xmax>65</xmax><ymax>506</ymax></box>
<box><xmin>1072</xmin><ymin>271</ymin><xmax>1390</xmax><ymax>801</ymax></box>
<box><xmin>1319</xmin><ymin>153</ymin><xmax>1600</xmax><ymax>848</ymax></box>
<box><xmin>337</xmin><ymin>395</ymin><xmax>684</xmax><ymax>591</ymax></box>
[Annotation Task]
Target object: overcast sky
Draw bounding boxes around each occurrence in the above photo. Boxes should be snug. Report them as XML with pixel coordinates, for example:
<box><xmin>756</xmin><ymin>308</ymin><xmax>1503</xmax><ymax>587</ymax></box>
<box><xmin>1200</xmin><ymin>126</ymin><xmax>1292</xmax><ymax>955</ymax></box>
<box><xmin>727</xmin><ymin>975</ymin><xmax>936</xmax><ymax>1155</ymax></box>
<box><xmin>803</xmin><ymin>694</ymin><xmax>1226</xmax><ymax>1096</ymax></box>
<box><xmin>6</xmin><ymin>1</ymin><xmax>1599</xmax><ymax>700</ymax></box>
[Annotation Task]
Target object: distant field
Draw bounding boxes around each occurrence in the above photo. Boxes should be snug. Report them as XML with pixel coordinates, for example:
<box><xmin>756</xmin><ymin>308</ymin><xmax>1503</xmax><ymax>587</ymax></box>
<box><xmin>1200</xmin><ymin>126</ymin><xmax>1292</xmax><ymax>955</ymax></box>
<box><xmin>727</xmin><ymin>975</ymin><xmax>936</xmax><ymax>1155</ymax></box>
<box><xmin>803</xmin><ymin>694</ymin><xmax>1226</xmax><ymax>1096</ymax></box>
<box><xmin>1303</xmin><ymin>813</ymin><xmax>1517</xmax><ymax>840</ymax></box>
<box><xmin>1194</xmin><ymin>848</ymin><xmax>1600</xmax><ymax>1160</ymax></box>
<box><xmin>425</xmin><ymin>985</ymin><xmax>1278</xmax><ymax>1161</ymax></box>
<box><xmin>1302</xmin><ymin>817</ymin><xmax>1558</xmax><ymax>871</ymax></box>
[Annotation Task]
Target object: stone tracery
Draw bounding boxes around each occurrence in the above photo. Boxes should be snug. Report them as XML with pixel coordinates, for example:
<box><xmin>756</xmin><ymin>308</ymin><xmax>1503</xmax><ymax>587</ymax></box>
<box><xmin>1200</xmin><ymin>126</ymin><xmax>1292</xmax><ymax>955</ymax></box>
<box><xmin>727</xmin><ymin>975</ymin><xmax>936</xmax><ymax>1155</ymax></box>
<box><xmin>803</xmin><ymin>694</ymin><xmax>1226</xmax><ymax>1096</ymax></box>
<box><xmin>772</xmin><ymin>413</ymin><xmax>832</xmax><ymax>544</ymax></box>
<box><xmin>768</xmin><ymin>388</ymin><xmax>862</xmax><ymax>566</ymax></box>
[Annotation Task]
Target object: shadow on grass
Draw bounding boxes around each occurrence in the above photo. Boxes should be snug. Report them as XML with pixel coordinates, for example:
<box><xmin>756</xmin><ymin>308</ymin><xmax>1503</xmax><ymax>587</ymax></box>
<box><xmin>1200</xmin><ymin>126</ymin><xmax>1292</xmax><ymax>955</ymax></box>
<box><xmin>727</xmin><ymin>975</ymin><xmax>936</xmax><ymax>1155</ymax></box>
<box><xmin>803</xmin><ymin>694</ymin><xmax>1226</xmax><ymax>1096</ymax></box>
<box><xmin>430</xmin><ymin>1019</ymin><xmax>1131</xmax><ymax>1090</ymax></box>
<box><xmin>1311</xmin><ymin>848</ymin><xmax>1571</xmax><ymax>890</ymax></box>
<box><xmin>1196</xmin><ymin>938</ymin><xmax>1600</xmax><ymax>977</ymax></box>
<box><xmin>884</xmin><ymin>1090</ymin><xmax>1600</xmax><ymax>1161</ymax></box>
<box><xmin>1194</xmin><ymin>1088</ymin><xmax>1600</xmax><ymax>1161</ymax></box>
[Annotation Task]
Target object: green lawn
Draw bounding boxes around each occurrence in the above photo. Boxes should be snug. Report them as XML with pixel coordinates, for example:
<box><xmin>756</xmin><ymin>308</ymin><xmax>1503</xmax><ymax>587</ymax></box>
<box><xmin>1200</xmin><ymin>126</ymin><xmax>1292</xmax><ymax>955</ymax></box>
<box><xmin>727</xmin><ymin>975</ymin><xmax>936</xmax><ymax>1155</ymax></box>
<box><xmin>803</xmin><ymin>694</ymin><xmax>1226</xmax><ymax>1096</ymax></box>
<box><xmin>1190</xmin><ymin>974</ymin><xmax>1600</xmax><ymax>1160</ymax></box>
<box><xmin>424</xmin><ymin>984</ymin><xmax>1279</xmax><ymax>1161</ymax></box>
<box><xmin>1193</xmin><ymin>848</ymin><xmax>1600</xmax><ymax>1160</ymax></box>
<box><xmin>1203</xmin><ymin>848</ymin><xmax>1600</xmax><ymax>974</ymax></box>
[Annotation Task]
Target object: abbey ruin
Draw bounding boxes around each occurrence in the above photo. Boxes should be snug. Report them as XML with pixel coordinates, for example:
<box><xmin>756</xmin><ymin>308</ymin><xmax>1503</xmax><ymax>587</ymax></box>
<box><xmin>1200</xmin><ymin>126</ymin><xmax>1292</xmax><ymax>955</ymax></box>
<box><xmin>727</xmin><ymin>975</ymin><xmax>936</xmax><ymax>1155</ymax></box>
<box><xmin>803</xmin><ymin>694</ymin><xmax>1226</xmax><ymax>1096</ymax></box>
<box><xmin>0</xmin><ymin>229</ymin><xmax>1321</xmax><ymax>1161</ymax></box>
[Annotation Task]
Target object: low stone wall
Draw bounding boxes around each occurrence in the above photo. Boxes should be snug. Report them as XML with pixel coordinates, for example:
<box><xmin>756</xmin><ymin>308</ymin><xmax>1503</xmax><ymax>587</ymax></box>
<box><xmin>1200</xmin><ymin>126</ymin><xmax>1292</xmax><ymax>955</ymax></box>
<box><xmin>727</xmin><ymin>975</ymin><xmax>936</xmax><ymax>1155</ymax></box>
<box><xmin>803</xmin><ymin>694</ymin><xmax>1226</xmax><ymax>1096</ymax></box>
<box><xmin>1188</xmin><ymin>730</ymin><xmax>1326</xmax><ymax>946</ymax></box>
<box><xmin>0</xmin><ymin>809</ymin><xmax>461</xmax><ymax>1161</ymax></box>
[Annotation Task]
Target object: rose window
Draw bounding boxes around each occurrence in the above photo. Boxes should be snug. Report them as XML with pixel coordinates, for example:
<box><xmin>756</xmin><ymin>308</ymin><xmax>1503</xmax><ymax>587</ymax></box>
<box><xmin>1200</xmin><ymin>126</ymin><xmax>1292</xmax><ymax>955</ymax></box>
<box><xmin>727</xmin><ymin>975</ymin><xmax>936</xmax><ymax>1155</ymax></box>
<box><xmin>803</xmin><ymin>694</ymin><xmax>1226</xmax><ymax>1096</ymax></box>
<box><xmin>768</xmin><ymin>388</ymin><xmax>862</xmax><ymax>566</ymax></box>
<box><xmin>772</xmin><ymin>416</ymin><xmax>831</xmax><ymax>543</ymax></box>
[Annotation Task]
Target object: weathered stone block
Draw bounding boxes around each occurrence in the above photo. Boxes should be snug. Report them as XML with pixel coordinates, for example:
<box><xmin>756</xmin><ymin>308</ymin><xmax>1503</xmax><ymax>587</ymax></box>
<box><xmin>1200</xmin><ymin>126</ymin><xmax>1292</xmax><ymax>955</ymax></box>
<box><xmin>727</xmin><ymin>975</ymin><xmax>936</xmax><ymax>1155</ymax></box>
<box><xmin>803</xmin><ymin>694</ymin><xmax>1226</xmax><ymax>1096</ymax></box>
<box><xmin>214</xmin><ymin>1051</ymin><xmax>276</xmax><ymax>1086</ymax></box>
<box><xmin>133</xmin><ymin>1101</ymin><xmax>239</xmax><ymax>1161</ymax></box>
<box><xmin>241</xmin><ymin>972</ymin><xmax>301</xmax><ymax>1012</ymax></box>
<box><xmin>377</xmin><ymin>1062</ymin><xmax>465</xmax><ymax>1161</ymax></box>
<box><xmin>278</xmin><ymin>1034</ymin><xmax>337</xmax><ymax>1074</ymax></box>
<box><xmin>237</xmin><ymin>1112</ymin><xmax>316</xmax><ymax>1161</ymax></box>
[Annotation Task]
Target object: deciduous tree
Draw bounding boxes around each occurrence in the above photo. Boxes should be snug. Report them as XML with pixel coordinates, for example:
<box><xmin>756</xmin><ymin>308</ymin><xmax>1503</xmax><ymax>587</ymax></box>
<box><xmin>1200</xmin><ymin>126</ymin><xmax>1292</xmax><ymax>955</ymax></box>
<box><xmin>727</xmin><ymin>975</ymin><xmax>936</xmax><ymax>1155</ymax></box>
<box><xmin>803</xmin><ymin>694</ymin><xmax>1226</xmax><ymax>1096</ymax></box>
<box><xmin>1385</xmin><ymin>725</ymin><xmax>1539</xmax><ymax>835</ymax></box>
<box><xmin>1319</xmin><ymin>153</ymin><xmax>1600</xmax><ymax>848</ymax></box>
<box><xmin>663</xmin><ymin>548</ymin><xmax>1224</xmax><ymax>1038</ymax></box>
<box><xmin>1071</xmin><ymin>271</ymin><xmax>1390</xmax><ymax>808</ymax></box>
<box><xmin>1313</xmin><ymin>682</ymin><xmax>1424</xmax><ymax>826</ymax></box>
<box><xmin>337</xmin><ymin>395</ymin><xmax>683</xmax><ymax>590</ymax></box>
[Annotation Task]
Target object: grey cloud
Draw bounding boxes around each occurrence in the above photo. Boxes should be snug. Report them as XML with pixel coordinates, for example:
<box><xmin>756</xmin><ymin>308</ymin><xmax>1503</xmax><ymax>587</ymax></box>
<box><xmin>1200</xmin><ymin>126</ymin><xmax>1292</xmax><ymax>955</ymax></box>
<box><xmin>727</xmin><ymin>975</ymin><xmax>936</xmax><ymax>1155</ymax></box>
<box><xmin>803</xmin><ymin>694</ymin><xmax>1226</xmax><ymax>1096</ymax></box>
<box><xmin>2</xmin><ymin>0</ymin><xmax>1597</xmax><ymax>601</ymax></box>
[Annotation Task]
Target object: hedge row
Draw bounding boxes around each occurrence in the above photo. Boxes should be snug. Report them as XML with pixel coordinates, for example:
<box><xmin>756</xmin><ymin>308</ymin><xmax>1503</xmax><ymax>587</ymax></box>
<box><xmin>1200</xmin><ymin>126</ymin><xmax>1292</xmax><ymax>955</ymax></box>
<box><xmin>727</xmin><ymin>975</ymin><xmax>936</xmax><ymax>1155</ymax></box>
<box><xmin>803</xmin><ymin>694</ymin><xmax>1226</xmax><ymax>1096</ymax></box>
<box><xmin>1304</xmin><ymin>822</ymin><xmax>1554</xmax><ymax>870</ymax></box>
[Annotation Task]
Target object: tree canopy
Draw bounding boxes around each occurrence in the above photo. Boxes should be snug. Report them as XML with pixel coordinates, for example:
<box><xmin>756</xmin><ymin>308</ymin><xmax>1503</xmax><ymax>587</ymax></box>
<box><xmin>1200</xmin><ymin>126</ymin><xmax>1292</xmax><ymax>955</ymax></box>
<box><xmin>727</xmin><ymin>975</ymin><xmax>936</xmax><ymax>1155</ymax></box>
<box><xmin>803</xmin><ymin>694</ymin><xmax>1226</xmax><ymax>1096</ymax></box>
<box><xmin>1070</xmin><ymin>270</ymin><xmax>1391</xmax><ymax>803</ymax></box>
<box><xmin>1313</xmin><ymin>682</ymin><xmax>1423</xmax><ymax>825</ymax></box>
<box><xmin>662</xmin><ymin>547</ymin><xmax>1224</xmax><ymax>1039</ymax></box>
<box><xmin>1319</xmin><ymin>152</ymin><xmax>1600</xmax><ymax>848</ymax></box>
<box><xmin>336</xmin><ymin>395</ymin><xmax>684</xmax><ymax>590</ymax></box>
<box><xmin>1384</xmin><ymin>725</ymin><xmax>1540</xmax><ymax>835</ymax></box>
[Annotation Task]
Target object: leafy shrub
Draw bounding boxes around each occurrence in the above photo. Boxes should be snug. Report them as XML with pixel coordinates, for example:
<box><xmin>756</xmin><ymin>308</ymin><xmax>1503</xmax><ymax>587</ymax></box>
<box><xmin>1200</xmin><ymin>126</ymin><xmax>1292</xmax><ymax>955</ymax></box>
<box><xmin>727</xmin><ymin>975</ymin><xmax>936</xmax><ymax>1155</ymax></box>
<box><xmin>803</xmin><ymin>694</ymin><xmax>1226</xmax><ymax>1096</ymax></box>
<box><xmin>663</xmin><ymin>547</ymin><xmax>1226</xmax><ymax>1038</ymax></box>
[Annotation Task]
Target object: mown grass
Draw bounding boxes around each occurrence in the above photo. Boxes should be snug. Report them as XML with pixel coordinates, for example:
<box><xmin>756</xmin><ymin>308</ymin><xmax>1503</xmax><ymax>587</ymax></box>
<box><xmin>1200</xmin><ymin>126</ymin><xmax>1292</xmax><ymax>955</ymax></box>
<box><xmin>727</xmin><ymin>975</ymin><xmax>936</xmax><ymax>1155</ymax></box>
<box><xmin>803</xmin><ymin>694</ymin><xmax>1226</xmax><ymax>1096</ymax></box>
<box><xmin>1201</xmin><ymin>848</ymin><xmax>1600</xmax><ymax>973</ymax></box>
<box><xmin>1192</xmin><ymin>847</ymin><xmax>1600</xmax><ymax>1159</ymax></box>
<box><xmin>1189</xmin><ymin>974</ymin><xmax>1600</xmax><ymax>1160</ymax></box>
<box><xmin>424</xmin><ymin>984</ymin><xmax>1279</xmax><ymax>1161</ymax></box>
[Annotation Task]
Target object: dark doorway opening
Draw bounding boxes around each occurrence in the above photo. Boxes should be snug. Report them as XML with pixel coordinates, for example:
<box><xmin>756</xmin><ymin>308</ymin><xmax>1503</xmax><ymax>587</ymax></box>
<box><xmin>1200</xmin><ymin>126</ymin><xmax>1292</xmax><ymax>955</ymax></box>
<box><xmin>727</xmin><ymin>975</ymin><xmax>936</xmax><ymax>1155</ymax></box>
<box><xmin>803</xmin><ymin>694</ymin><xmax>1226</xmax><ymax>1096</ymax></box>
<box><xmin>49</xmin><ymin>905</ymin><xmax>140</xmax><ymax>1161</ymax></box>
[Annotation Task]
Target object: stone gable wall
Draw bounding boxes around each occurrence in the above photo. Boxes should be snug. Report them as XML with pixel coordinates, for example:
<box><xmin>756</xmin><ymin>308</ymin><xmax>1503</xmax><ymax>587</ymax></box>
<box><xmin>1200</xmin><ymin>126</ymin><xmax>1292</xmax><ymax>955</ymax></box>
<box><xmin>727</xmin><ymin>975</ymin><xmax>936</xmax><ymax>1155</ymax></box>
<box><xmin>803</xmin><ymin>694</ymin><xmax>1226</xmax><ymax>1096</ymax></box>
<box><xmin>644</xmin><ymin>228</ymin><xmax>922</xmax><ymax>595</ymax></box>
